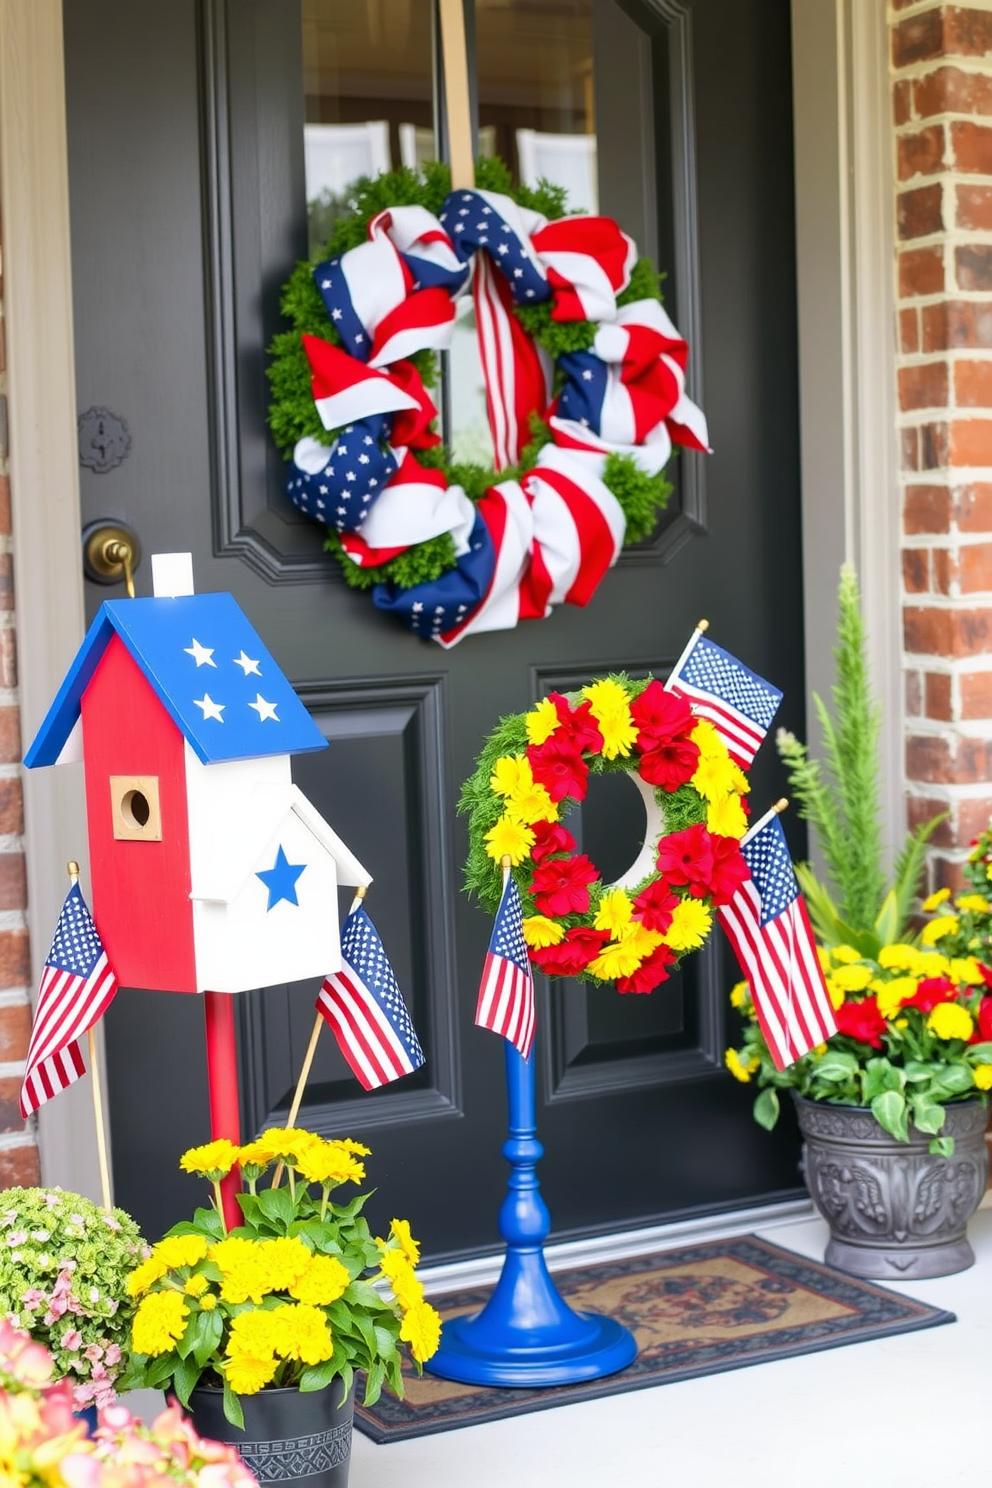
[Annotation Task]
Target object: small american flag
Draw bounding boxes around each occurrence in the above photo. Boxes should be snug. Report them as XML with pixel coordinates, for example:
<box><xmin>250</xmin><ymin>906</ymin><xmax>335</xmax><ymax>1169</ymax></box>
<box><xmin>476</xmin><ymin>873</ymin><xmax>535</xmax><ymax>1060</ymax></box>
<box><xmin>667</xmin><ymin>631</ymin><xmax>782</xmax><ymax>768</ymax></box>
<box><xmin>20</xmin><ymin>884</ymin><xmax>119</xmax><ymax>1118</ymax></box>
<box><xmin>317</xmin><ymin>905</ymin><xmax>425</xmax><ymax>1090</ymax></box>
<box><xmin>718</xmin><ymin>812</ymin><xmax>836</xmax><ymax>1070</ymax></box>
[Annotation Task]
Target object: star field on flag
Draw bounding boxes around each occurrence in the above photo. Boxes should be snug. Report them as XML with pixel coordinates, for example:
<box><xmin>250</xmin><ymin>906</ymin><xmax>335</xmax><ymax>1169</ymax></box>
<box><xmin>475</xmin><ymin>873</ymin><xmax>535</xmax><ymax>1060</ymax></box>
<box><xmin>667</xmin><ymin>632</ymin><xmax>782</xmax><ymax>768</ymax></box>
<box><xmin>317</xmin><ymin>905</ymin><xmax>425</xmax><ymax>1090</ymax></box>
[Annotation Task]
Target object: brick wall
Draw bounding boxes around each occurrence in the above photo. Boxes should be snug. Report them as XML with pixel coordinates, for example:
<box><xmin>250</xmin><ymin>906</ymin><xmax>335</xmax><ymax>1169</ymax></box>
<box><xmin>0</xmin><ymin>218</ymin><xmax>41</xmax><ymax>1188</ymax></box>
<box><xmin>894</xmin><ymin>2</ymin><xmax>992</xmax><ymax>888</ymax></box>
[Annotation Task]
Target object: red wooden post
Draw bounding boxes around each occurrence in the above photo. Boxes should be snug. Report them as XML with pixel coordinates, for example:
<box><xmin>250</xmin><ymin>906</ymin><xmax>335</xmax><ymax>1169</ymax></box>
<box><xmin>203</xmin><ymin>991</ymin><xmax>242</xmax><ymax>1230</ymax></box>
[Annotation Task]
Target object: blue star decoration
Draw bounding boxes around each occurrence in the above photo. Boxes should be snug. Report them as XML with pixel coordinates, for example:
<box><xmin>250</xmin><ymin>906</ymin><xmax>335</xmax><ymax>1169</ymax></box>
<box><xmin>256</xmin><ymin>845</ymin><xmax>306</xmax><ymax>910</ymax></box>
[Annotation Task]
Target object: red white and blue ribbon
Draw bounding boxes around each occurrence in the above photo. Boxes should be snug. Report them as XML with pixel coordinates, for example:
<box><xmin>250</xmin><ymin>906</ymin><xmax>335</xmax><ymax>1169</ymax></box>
<box><xmin>287</xmin><ymin>188</ymin><xmax>709</xmax><ymax>645</ymax></box>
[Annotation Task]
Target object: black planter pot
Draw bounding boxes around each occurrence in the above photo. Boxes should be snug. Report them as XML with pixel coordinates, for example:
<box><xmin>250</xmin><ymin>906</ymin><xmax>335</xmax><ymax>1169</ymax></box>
<box><xmin>186</xmin><ymin>1380</ymin><xmax>353</xmax><ymax>1488</ymax></box>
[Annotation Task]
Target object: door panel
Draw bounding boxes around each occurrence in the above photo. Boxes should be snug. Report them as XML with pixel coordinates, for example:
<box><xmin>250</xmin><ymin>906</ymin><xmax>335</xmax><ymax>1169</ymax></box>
<box><xmin>64</xmin><ymin>0</ymin><xmax>807</xmax><ymax>1255</ymax></box>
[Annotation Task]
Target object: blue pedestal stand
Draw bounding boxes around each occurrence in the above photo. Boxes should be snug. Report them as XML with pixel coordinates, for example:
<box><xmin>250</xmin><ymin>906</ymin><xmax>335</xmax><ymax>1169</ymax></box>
<box><xmin>426</xmin><ymin>1040</ymin><xmax>637</xmax><ymax>1387</ymax></box>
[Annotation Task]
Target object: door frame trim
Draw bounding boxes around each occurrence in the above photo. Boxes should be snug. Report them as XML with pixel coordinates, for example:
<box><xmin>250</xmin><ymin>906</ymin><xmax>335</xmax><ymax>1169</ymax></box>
<box><xmin>2</xmin><ymin>0</ymin><xmax>896</xmax><ymax>1201</ymax></box>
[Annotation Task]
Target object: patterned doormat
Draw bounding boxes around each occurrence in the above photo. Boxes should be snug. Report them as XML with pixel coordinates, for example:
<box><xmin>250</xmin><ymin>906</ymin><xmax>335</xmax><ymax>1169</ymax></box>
<box><xmin>356</xmin><ymin>1234</ymin><xmax>954</xmax><ymax>1442</ymax></box>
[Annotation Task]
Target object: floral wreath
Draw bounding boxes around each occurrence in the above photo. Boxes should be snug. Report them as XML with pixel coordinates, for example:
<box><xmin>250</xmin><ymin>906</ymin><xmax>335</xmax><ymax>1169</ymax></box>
<box><xmin>267</xmin><ymin>159</ymin><xmax>709</xmax><ymax>646</ymax></box>
<box><xmin>460</xmin><ymin>676</ymin><xmax>751</xmax><ymax>992</ymax></box>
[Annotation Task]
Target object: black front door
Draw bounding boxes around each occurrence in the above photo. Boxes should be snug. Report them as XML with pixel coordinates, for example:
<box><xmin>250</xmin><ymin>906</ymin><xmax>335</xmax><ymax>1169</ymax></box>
<box><xmin>63</xmin><ymin>0</ymin><xmax>806</xmax><ymax>1255</ymax></box>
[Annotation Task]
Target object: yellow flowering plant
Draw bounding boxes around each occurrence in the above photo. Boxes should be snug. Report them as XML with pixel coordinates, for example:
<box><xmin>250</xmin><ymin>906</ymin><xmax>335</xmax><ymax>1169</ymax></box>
<box><xmin>725</xmin><ymin>893</ymin><xmax>992</xmax><ymax>1154</ymax></box>
<box><xmin>120</xmin><ymin>1129</ymin><xmax>441</xmax><ymax>1427</ymax></box>
<box><xmin>461</xmin><ymin>674</ymin><xmax>752</xmax><ymax>995</ymax></box>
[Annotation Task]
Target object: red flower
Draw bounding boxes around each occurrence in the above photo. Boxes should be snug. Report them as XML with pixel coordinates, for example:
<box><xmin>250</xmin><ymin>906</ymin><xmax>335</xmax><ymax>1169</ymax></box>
<box><xmin>978</xmin><ymin>963</ymin><xmax>992</xmax><ymax>991</ymax></box>
<box><xmin>616</xmin><ymin>943</ymin><xmax>677</xmax><ymax>995</ymax></box>
<box><xmin>970</xmin><ymin>996</ymin><xmax>992</xmax><ymax>1045</ymax></box>
<box><xmin>707</xmin><ymin>836</ymin><xmax>750</xmax><ymax>907</ymax></box>
<box><xmin>638</xmin><ymin>738</ymin><xmax>701</xmax><ymax>790</ymax></box>
<box><xmin>632</xmin><ymin>879</ymin><xmax>680</xmax><ymax>934</ymax></box>
<box><xmin>903</xmin><ymin>977</ymin><xmax>957</xmax><ymax>1014</ymax></box>
<box><xmin>630</xmin><ymin>680</ymin><xmax>694</xmax><ymax>751</ymax></box>
<box><xmin>549</xmin><ymin>693</ymin><xmax>604</xmax><ymax>754</ymax></box>
<box><xmin>530</xmin><ymin>926</ymin><xmax>610</xmax><ymax>977</ymax></box>
<box><xmin>531</xmin><ymin>854</ymin><xmax>598</xmax><ymax>916</ymax></box>
<box><xmin>655</xmin><ymin>823</ymin><xmax>715</xmax><ymax>898</ymax></box>
<box><xmin>530</xmin><ymin>820</ymin><xmax>577</xmax><ymax>863</ymax></box>
<box><xmin>834</xmin><ymin>996</ymin><xmax>887</xmax><ymax>1049</ymax></box>
<box><xmin>527</xmin><ymin>734</ymin><xmax>589</xmax><ymax>803</ymax></box>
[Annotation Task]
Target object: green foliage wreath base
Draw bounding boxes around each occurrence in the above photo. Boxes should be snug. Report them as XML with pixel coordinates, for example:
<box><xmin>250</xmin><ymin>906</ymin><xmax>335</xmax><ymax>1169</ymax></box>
<box><xmin>267</xmin><ymin>158</ymin><xmax>675</xmax><ymax>595</ymax></box>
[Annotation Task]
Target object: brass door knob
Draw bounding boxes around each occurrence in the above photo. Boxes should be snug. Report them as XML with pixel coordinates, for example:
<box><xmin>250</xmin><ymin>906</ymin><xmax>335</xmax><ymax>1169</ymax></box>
<box><xmin>82</xmin><ymin>521</ymin><xmax>141</xmax><ymax>597</ymax></box>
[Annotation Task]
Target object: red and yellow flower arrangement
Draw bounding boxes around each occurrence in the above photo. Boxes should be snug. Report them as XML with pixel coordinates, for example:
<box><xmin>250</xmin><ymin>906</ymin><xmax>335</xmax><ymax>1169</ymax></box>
<box><xmin>461</xmin><ymin>674</ymin><xmax>752</xmax><ymax>993</ymax></box>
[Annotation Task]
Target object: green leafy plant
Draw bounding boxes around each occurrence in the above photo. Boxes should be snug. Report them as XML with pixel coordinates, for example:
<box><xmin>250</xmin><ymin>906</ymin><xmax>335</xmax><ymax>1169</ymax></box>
<box><xmin>120</xmin><ymin>1129</ymin><xmax>441</xmax><ymax>1428</ymax></box>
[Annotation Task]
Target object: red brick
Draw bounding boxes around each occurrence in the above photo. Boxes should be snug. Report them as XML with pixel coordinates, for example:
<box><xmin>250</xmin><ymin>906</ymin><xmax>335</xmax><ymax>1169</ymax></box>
<box><xmin>0</xmin><ymin>710</ymin><xmax>20</xmax><ymax>767</ymax></box>
<box><xmin>0</xmin><ymin>1144</ymin><xmax>40</xmax><ymax>1188</ymax></box>
<box><xmin>922</xmin><ymin>299</ymin><xmax>992</xmax><ymax>350</ymax></box>
<box><xmin>893</xmin><ymin>9</ymin><xmax>945</xmax><ymax>67</ymax></box>
<box><xmin>905</xmin><ymin>604</ymin><xmax>992</xmax><ymax>655</ymax></box>
<box><xmin>0</xmin><ymin>557</ymin><xmax>13</xmax><ymax>615</ymax></box>
<box><xmin>898</xmin><ymin>125</ymin><xmax>946</xmax><ymax>181</ymax></box>
<box><xmin>954</xmin><ymin>361</ymin><xmax>992</xmax><ymax>406</ymax></box>
<box><xmin>906</xmin><ymin>668</ymin><xmax>923</xmax><ymax>716</ymax></box>
<box><xmin>903</xmin><ymin>548</ymin><xmax>930</xmax><ymax>593</ymax></box>
<box><xmin>899</xmin><ymin>361</ymin><xmax>948</xmax><ymax>410</ymax></box>
<box><xmin>958</xmin><ymin>541</ymin><xmax>992</xmax><ymax>590</ymax></box>
<box><xmin>0</xmin><ymin>780</ymin><xmax>22</xmax><ymax>837</ymax></box>
<box><xmin>0</xmin><ymin>1004</ymin><xmax>30</xmax><ymax>1063</ymax></box>
<box><xmin>949</xmin><ymin>417</ymin><xmax>992</xmax><ymax>464</ymax></box>
<box><xmin>0</xmin><ymin>931</ymin><xmax>30</xmax><ymax>989</ymax></box>
<box><xmin>905</xmin><ymin>484</ymin><xmax>951</xmax><ymax>533</ymax></box>
<box><xmin>956</xmin><ymin>244</ymin><xmax>992</xmax><ymax>290</ymax></box>
<box><xmin>900</xmin><ymin>246</ymin><xmax>945</xmax><ymax>296</ymax></box>
<box><xmin>933</xmin><ymin>857</ymin><xmax>967</xmax><ymax>894</ymax></box>
<box><xmin>925</xmin><ymin>671</ymin><xmax>953</xmax><ymax>719</ymax></box>
<box><xmin>903</xmin><ymin>426</ymin><xmax>921</xmax><ymax>471</ymax></box>
<box><xmin>955</xmin><ymin>483</ymin><xmax>992</xmax><ymax>529</ymax></box>
<box><xmin>922</xmin><ymin>421</ymin><xmax>950</xmax><ymax>467</ymax></box>
<box><xmin>0</xmin><ymin>633</ymin><xmax>16</xmax><ymax>692</ymax></box>
<box><xmin>894</xmin><ymin>77</ymin><xmax>913</xmax><ymax>128</ymax></box>
<box><xmin>908</xmin><ymin>794</ymin><xmax>955</xmax><ymax>845</ymax></box>
<box><xmin>933</xmin><ymin>547</ymin><xmax>953</xmax><ymax>593</ymax></box>
<box><xmin>957</xmin><ymin>795</ymin><xmax>992</xmax><ymax>838</ymax></box>
<box><xmin>0</xmin><ymin>1079</ymin><xmax>26</xmax><ymax>1134</ymax></box>
<box><xmin>951</xmin><ymin>119</ymin><xmax>992</xmax><ymax>172</ymax></box>
<box><xmin>957</xmin><ymin>183</ymin><xmax>992</xmax><ymax>230</ymax></box>
<box><xmin>945</xmin><ymin>7</ymin><xmax>992</xmax><ymax>56</ymax></box>
<box><xmin>906</xmin><ymin>731</ymin><xmax>992</xmax><ymax>783</ymax></box>
<box><xmin>0</xmin><ymin>856</ymin><xmax>25</xmax><ymax>914</ymax></box>
<box><xmin>960</xmin><ymin>670</ymin><xmax>992</xmax><ymax>716</ymax></box>
<box><xmin>915</xmin><ymin>63</ymin><xmax>992</xmax><ymax>117</ymax></box>
<box><xmin>898</xmin><ymin>183</ymin><xmax>943</xmax><ymax>239</ymax></box>
<box><xmin>901</xmin><ymin>307</ymin><xmax>921</xmax><ymax>353</ymax></box>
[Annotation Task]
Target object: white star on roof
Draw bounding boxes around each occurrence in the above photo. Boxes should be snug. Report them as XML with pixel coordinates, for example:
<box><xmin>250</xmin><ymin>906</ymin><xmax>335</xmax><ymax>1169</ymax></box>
<box><xmin>233</xmin><ymin>651</ymin><xmax>261</xmax><ymax>676</ymax></box>
<box><xmin>193</xmin><ymin>693</ymin><xmax>225</xmax><ymax>722</ymax></box>
<box><xmin>184</xmin><ymin>638</ymin><xmax>216</xmax><ymax>668</ymax></box>
<box><xmin>249</xmin><ymin>694</ymin><xmax>279</xmax><ymax>722</ymax></box>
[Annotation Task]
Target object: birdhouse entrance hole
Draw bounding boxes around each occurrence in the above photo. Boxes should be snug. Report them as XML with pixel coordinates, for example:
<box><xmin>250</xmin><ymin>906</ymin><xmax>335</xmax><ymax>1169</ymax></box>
<box><xmin>110</xmin><ymin>775</ymin><xmax>162</xmax><ymax>841</ymax></box>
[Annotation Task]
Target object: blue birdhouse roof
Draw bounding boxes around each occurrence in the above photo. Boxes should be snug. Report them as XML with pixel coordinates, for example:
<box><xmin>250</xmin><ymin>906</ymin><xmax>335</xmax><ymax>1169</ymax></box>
<box><xmin>24</xmin><ymin>593</ymin><xmax>328</xmax><ymax>767</ymax></box>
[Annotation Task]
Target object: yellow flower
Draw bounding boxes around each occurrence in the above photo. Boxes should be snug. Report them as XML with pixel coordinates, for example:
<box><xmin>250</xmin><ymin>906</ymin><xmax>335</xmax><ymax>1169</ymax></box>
<box><xmin>830</xmin><ymin>963</ymin><xmax>874</xmax><ymax>992</ymax></box>
<box><xmin>258</xmin><ymin>1237</ymin><xmax>312</xmax><ymax>1292</ymax></box>
<box><xmin>972</xmin><ymin>1065</ymin><xmax>992</xmax><ymax>1090</ymax></box>
<box><xmin>951</xmin><ymin>957</ymin><xmax>985</xmax><ymax>987</ymax></box>
<box><xmin>268</xmin><ymin>1304</ymin><xmax>333</xmax><ymax>1366</ymax></box>
<box><xmin>618</xmin><ymin>920</ymin><xmax>665</xmax><ymax>961</ymax></box>
<box><xmin>830</xmin><ymin>945</ymin><xmax>864</xmax><ymax>965</ymax></box>
<box><xmin>691</xmin><ymin>720</ymin><xmax>727</xmax><ymax>759</ymax></box>
<box><xmin>199</xmin><ymin>1292</ymin><xmax>218</xmax><ymax>1312</ymax></box>
<box><xmin>126</xmin><ymin>1255</ymin><xmax>168</xmax><ymax>1298</ymax></box>
<box><xmin>922</xmin><ymin>914</ymin><xmax>960</xmax><ymax>946</ymax></box>
<box><xmin>153</xmin><ymin>1234</ymin><xmax>209</xmax><ymax>1272</ymax></box>
<box><xmin>504</xmin><ymin>778</ymin><xmax>558</xmax><ymax>826</ymax></box>
<box><xmin>875</xmin><ymin>977</ymin><xmax>919</xmax><ymax>1019</ymax></box>
<box><xmin>379</xmin><ymin>1249</ymin><xmax>424</xmax><ymax>1309</ymax></box>
<box><xmin>484</xmin><ymin>815</ymin><xmax>535</xmax><ymax>865</ymax></box>
<box><xmin>729</xmin><ymin>980</ymin><xmax>749</xmax><ymax>1010</ymax></box>
<box><xmin>663</xmin><ymin>898</ymin><xmax>713</xmax><ymax>953</ymax></box>
<box><xmin>183</xmin><ymin>1274</ymin><xmax>209</xmax><ymax>1298</ymax></box>
<box><xmin>582</xmin><ymin>680</ymin><xmax>637</xmax><ymax>758</ymax></box>
<box><xmin>224</xmin><ymin>1353</ymin><xmax>278</xmax><ymax>1395</ymax></box>
<box><xmin>594</xmin><ymin>890</ymin><xmax>634</xmax><ymax>937</ymax></box>
<box><xmin>247</xmin><ymin>1128</ymin><xmax>321</xmax><ymax>1166</ymax></box>
<box><xmin>816</xmin><ymin>946</ymin><xmax>831</xmax><ymax>972</ymax></box>
<box><xmin>339</xmin><ymin>1139</ymin><xmax>372</xmax><ymax>1156</ymax></box>
<box><xmin>927</xmin><ymin>1002</ymin><xmax>975</xmax><ymax>1041</ymax></box>
<box><xmin>132</xmin><ymin>1291</ymin><xmax>189</xmax><ymax>1357</ymax></box>
<box><xmin>237</xmin><ymin>1140</ymin><xmax>275</xmax><ymax>1179</ymax></box>
<box><xmin>525</xmin><ymin>698</ymin><xmax>560</xmax><ymax>746</ymax></box>
<box><xmin>289</xmin><ymin>1254</ymin><xmax>350</xmax><ymax>1306</ymax></box>
<box><xmin>825</xmin><ymin>977</ymin><xmax>845</xmax><ymax>1011</ymax></box>
<box><xmin>178</xmin><ymin>1139</ymin><xmax>240</xmax><ymax>1180</ymax></box>
<box><xmin>691</xmin><ymin>755</ymin><xmax>739</xmax><ymax>803</ymax></box>
<box><xmin>587</xmin><ymin>939</ymin><xmax>646</xmax><ymax>981</ymax></box>
<box><xmin>490</xmin><ymin>755</ymin><xmax>532</xmax><ymax>798</ymax></box>
<box><xmin>522</xmin><ymin>915</ymin><xmax>565</xmax><ymax>949</ymax></box>
<box><xmin>228</xmin><ymin>1309</ymin><xmax>279</xmax><ymax>1359</ymax></box>
<box><xmin>915</xmin><ymin>951</ymin><xmax>951</xmax><ymax>977</ymax></box>
<box><xmin>399</xmin><ymin>1301</ymin><xmax>442</xmax><ymax>1363</ymax></box>
<box><xmin>877</xmin><ymin>943</ymin><xmax>922</xmax><ymax>972</ymax></box>
<box><xmin>956</xmin><ymin>893</ymin><xmax>991</xmax><ymax>914</ymax></box>
<box><xmin>724</xmin><ymin>1048</ymin><xmax>758</xmax><ymax>1083</ymax></box>
<box><xmin>706</xmin><ymin>794</ymin><xmax>748</xmax><ymax>840</ymax></box>
<box><xmin>295</xmin><ymin>1141</ymin><xmax>366</xmax><ymax>1188</ymax></box>
<box><xmin>389</xmin><ymin>1218</ymin><xmax>421</xmax><ymax>1267</ymax></box>
<box><xmin>922</xmin><ymin>887</ymin><xmax>951</xmax><ymax>912</ymax></box>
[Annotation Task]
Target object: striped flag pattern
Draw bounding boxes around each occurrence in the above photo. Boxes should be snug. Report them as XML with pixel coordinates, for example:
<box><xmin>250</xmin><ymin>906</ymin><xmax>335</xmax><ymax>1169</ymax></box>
<box><xmin>718</xmin><ymin>813</ymin><xmax>836</xmax><ymax>1070</ymax></box>
<box><xmin>316</xmin><ymin>904</ymin><xmax>425</xmax><ymax>1090</ymax></box>
<box><xmin>667</xmin><ymin>632</ymin><xmax>782</xmax><ymax>769</ymax></box>
<box><xmin>20</xmin><ymin>884</ymin><xmax>119</xmax><ymax>1118</ymax></box>
<box><xmin>476</xmin><ymin>873</ymin><xmax>535</xmax><ymax>1060</ymax></box>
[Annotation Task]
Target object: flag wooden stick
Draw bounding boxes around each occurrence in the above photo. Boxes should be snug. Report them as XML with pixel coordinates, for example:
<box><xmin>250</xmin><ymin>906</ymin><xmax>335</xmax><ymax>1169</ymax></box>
<box><xmin>87</xmin><ymin>1026</ymin><xmax>113</xmax><ymax>1213</ymax></box>
<box><xmin>439</xmin><ymin>0</ymin><xmax>474</xmax><ymax>190</ymax></box>
<box><xmin>664</xmin><ymin>617</ymin><xmax>709</xmax><ymax>691</ymax></box>
<box><xmin>742</xmin><ymin>797</ymin><xmax>789</xmax><ymax>846</ymax></box>
<box><xmin>272</xmin><ymin>886</ymin><xmax>368</xmax><ymax>1188</ymax></box>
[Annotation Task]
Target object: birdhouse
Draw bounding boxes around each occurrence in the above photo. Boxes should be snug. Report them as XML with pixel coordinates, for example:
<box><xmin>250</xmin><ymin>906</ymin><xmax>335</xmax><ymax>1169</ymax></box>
<box><xmin>24</xmin><ymin>555</ymin><xmax>370</xmax><ymax>995</ymax></box>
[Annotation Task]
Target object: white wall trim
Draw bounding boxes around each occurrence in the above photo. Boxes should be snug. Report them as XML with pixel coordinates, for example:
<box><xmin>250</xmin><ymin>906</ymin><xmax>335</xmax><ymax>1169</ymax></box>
<box><xmin>0</xmin><ymin>0</ymin><xmax>106</xmax><ymax>1202</ymax></box>
<box><xmin>791</xmin><ymin>0</ymin><xmax>903</xmax><ymax>868</ymax></box>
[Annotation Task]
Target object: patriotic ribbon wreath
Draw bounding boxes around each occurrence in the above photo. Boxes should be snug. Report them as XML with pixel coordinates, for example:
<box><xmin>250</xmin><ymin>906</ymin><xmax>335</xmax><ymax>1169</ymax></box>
<box><xmin>268</xmin><ymin>162</ymin><xmax>709</xmax><ymax>646</ymax></box>
<box><xmin>460</xmin><ymin>676</ymin><xmax>752</xmax><ymax>993</ymax></box>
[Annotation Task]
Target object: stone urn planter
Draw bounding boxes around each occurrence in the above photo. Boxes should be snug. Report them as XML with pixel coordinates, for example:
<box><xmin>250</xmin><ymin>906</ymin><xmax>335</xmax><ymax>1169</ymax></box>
<box><xmin>794</xmin><ymin>1095</ymin><xmax>989</xmax><ymax>1280</ymax></box>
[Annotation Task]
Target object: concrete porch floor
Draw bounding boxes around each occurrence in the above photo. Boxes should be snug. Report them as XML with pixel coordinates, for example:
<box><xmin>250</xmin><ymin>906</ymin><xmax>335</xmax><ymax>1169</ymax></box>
<box><xmin>351</xmin><ymin>1204</ymin><xmax>992</xmax><ymax>1488</ymax></box>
